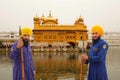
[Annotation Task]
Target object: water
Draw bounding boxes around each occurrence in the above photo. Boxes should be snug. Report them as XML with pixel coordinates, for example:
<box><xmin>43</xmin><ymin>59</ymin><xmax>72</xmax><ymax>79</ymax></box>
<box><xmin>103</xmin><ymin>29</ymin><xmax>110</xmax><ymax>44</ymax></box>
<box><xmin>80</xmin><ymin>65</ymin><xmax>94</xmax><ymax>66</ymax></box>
<box><xmin>106</xmin><ymin>46</ymin><xmax>120</xmax><ymax>80</ymax></box>
<box><xmin>0</xmin><ymin>46</ymin><xmax>120</xmax><ymax>80</ymax></box>
<box><xmin>0</xmin><ymin>54</ymin><xmax>12</xmax><ymax>80</ymax></box>
<box><xmin>33</xmin><ymin>52</ymin><xmax>88</xmax><ymax>80</ymax></box>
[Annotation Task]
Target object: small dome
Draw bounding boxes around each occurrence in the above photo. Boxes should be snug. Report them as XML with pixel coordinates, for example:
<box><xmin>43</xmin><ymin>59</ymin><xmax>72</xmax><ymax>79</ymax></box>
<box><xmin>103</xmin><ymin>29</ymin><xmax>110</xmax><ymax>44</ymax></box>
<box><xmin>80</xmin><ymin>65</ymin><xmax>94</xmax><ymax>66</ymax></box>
<box><xmin>41</xmin><ymin>11</ymin><xmax>58</xmax><ymax>24</ymax></box>
<box><xmin>33</xmin><ymin>16</ymin><xmax>39</xmax><ymax>21</ymax></box>
<box><xmin>79</xmin><ymin>17</ymin><xmax>84</xmax><ymax>22</ymax></box>
<box><xmin>74</xmin><ymin>16</ymin><xmax>84</xmax><ymax>25</ymax></box>
<box><xmin>40</xmin><ymin>14</ymin><xmax>45</xmax><ymax>20</ymax></box>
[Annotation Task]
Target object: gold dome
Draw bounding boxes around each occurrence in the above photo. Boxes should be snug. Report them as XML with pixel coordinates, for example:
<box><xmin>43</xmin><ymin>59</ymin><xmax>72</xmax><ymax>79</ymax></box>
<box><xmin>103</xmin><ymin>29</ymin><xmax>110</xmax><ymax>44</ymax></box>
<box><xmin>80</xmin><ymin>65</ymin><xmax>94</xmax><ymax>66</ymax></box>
<box><xmin>34</xmin><ymin>16</ymin><xmax>39</xmax><ymax>21</ymax></box>
<box><xmin>41</xmin><ymin>11</ymin><xmax>58</xmax><ymax>24</ymax></box>
<box><xmin>40</xmin><ymin>14</ymin><xmax>45</xmax><ymax>20</ymax></box>
<box><xmin>79</xmin><ymin>17</ymin><xmax>84</xmax><ymax>22</ymax></box>
<box><xmin>74</xmin><ymin>16</ymin><xmax>84</xmax><ymax>25</ymax></box>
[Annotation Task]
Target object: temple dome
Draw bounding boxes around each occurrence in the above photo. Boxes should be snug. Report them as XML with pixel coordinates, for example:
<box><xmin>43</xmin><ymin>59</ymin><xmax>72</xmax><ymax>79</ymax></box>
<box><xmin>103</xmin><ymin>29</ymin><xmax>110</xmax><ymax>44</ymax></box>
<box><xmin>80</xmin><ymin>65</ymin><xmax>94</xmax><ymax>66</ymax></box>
<box><xmin>74</xmin><ymin>16</ymin><xmax>84</xmax><ymax>25</ymax></box>
<box><xmin>41</xmin><ymin>11</ymin><xmax>58</xmax><ymax>24</ymax></box>
<box><xmin>33</xmin><ymin>16</ymin><xmax>39</xmax><ymax>21</ymax></box>
<box><xmin>79</xmin><ymin>17</ymin><xmax>84</xmax><ymax>22</ymax></box>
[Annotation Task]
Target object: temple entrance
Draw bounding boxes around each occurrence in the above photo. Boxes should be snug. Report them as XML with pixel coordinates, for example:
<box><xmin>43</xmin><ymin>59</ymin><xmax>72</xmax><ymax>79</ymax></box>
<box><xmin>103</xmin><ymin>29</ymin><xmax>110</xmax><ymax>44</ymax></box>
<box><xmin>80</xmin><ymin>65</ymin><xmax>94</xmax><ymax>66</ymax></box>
<box><xmin>67</xmin><ymin>42</ymin><xmax>76</xmax><ymax>48</ymax></box>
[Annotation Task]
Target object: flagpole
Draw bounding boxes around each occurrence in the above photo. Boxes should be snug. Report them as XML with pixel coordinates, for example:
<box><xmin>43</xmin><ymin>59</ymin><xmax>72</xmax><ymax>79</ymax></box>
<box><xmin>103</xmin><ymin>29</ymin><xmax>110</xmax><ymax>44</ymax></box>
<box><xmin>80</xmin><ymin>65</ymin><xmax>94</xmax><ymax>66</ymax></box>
<box><xmin>19</xmin><ymin>26</ymin><xmax>25</xmax><ymax>80</ymax></box>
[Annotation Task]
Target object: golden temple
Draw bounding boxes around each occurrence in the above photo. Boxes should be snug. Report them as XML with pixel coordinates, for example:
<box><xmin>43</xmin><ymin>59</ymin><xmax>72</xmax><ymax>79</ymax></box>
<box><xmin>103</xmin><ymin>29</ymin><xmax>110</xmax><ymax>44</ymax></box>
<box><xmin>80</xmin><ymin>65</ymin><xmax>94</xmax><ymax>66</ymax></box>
<box><xmin>33</xmin><ymin>11</ymin><xmax>88</xmax><ymax>47</ymax></box>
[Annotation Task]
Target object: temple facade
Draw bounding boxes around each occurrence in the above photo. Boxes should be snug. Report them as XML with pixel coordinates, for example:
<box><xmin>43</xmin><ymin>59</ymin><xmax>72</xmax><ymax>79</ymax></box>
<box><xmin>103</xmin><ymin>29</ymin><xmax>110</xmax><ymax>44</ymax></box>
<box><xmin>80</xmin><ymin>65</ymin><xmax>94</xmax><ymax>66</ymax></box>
<box><xmin>33</xmin><ymin>12</ymin><xmax>88</xmax><ymax>47</ymax></box>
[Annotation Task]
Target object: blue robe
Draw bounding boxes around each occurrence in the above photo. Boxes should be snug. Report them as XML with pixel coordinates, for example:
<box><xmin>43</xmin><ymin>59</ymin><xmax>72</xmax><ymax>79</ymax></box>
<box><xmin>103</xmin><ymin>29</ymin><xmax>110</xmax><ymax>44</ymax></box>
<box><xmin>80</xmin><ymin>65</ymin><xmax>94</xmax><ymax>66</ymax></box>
<box><xmin>9</xmin><ymin>42</ymin><xmax>34</xmax><ymax>80</ymax></box>
<box><xmin>88</xmin><ymin>39</ymin><xmax>108</xmax><ymax>80</ymax></box>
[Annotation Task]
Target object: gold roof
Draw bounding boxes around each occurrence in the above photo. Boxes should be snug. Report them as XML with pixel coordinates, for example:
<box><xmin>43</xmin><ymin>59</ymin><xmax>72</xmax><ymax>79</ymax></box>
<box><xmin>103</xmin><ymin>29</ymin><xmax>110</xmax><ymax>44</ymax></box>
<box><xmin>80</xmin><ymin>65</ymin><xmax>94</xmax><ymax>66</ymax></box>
<box><xmin>40</xmin><ymin>11</ymin><xmax>58</xmax><ymax>24</ymax></box>
<box><xmin>34</xmin><ymin>25</ymin><xmax>87</xmax><ymax>31</ymax></box>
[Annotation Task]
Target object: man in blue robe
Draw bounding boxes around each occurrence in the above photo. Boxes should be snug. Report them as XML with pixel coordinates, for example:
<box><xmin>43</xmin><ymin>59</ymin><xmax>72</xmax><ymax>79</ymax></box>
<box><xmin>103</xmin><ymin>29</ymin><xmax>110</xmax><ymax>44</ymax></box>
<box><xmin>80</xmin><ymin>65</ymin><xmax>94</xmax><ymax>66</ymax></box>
<box><xmin>9</xmin><ymin>27</ymin><xmax>35</xmax><ymax>80</ymax></box>
<box><xmin>81</xmin><ymin>25</ymin><xmax>108</xmax><ymax>80</ymax></box>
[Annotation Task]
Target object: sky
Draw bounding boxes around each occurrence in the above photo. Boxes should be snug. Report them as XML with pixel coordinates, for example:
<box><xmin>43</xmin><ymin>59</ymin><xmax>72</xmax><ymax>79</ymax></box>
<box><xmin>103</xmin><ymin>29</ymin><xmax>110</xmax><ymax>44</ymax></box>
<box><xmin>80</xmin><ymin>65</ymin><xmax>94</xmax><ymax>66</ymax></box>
<box><xmin>0</xmin><ymin>0</ymin><xmax>120</xmax><ymax>32</ymax></box>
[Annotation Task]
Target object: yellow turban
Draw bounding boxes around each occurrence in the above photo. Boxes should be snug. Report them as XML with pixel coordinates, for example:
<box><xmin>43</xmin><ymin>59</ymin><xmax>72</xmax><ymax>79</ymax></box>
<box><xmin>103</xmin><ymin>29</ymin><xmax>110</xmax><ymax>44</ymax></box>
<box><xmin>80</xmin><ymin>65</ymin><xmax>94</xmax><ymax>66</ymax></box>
<box><xmin>21</xmin><ymin>27</ymin><xmax>32</xmax><ymax>36</ymax></box>
<box><xmin>91</xmin><ymin>25</ymin><xmax>104</xmax><ymax>36</ymax></box>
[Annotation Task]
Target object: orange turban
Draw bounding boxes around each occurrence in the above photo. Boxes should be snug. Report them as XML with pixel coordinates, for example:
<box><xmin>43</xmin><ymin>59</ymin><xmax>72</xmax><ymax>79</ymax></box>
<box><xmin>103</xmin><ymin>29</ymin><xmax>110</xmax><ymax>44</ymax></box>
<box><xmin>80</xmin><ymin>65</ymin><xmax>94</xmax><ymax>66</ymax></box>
<box><xmin>21</xmin><ymin>27</ymin><xmax>32</xmax><ymax>36</ymax></box>
<box><xmin>91</xmin><ymin>25</ymin><xmax>104</xmax><ymax>36</ymax></box>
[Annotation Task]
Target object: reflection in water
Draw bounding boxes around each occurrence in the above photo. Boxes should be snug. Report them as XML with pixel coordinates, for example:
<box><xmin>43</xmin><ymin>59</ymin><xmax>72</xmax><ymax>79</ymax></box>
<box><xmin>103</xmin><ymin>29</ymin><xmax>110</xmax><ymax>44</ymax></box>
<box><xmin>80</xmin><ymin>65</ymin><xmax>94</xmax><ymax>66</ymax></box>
<box><xmin>33</xmin><ymin>52</ymin><xmax>88</xmax><ymax>80</ymax></box>
<box><xmin>0</xmin><ymin>46</ymin><xmax>120</xmax><ymax>80</ymax></box>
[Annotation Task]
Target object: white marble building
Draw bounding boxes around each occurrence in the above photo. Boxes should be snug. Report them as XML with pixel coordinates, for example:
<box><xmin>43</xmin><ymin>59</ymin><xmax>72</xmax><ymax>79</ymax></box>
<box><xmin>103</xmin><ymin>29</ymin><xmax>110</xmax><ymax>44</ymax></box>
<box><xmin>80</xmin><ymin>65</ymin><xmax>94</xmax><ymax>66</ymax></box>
<box><xmin>88</xmin><ymin>32</ymin><xmax>120</xmax><ymax>46</ymax></box>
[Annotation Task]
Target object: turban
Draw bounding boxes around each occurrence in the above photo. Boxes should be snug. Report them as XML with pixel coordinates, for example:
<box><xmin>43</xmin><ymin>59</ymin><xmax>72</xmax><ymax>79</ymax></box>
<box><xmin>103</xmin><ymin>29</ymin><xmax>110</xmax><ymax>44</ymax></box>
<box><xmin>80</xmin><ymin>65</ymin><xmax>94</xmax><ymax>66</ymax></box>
<box><xmin>91</xmin><ymin>25</ymin><xmax>104</xmax><ymax>36</ymax></box>
<box><xmin>21</xmin><ymin>27</ymin><xmax>32</xmax><ymax>36</ymax></box>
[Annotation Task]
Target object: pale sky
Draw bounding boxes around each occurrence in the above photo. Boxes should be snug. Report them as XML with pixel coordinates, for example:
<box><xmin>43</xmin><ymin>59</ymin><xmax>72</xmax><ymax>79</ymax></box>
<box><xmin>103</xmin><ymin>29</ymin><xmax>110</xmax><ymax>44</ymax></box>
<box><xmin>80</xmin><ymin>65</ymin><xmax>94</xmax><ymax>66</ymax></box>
<box><xmin>0</xmin><ymin>0</ymin><xmax>120</xmax><ymax>32</ymax></box>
